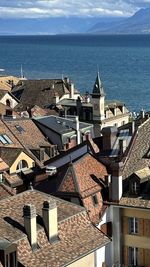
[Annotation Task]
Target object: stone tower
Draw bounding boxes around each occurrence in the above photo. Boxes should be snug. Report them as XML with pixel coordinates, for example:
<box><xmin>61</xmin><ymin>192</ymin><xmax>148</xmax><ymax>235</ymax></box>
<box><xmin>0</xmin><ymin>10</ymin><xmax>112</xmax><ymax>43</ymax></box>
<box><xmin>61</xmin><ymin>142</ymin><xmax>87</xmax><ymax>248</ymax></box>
<box><xmin>91</xmin><ymin>72</ymin><xmax>105</xmax><ymax>121</ymax></box>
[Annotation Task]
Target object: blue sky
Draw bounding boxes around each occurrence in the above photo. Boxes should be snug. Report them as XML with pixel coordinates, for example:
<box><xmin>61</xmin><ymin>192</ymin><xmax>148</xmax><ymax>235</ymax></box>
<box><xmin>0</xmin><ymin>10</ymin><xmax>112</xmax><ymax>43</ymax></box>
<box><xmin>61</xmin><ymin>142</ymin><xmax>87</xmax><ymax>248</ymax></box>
<box><xmin>0</xmin><ymin>0</ymin><xmax>150</xmax><ymax>18</ymax></box>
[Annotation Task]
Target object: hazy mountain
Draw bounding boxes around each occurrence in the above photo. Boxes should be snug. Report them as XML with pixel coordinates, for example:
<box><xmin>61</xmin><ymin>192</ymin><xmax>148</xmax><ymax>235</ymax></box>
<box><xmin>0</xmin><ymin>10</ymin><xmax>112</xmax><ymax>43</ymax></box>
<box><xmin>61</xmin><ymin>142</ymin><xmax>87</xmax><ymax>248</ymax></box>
<box><xmin>0</xmin><ymin>17</ymin><xmax>100</xmax><ymax>35</ymax></box>
<box><xmin>88</xmin><ymin>8</ymin><xmax>150</xmax><ymax>34</ymax></box>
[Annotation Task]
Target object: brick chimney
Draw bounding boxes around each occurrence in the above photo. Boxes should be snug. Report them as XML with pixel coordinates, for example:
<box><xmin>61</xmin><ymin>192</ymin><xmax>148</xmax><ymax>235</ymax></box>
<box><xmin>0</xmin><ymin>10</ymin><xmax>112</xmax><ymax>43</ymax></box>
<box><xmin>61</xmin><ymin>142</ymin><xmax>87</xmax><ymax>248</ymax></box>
<box><xmin>109</xmin><ymin>162</ymin><xmax>124</xmax><ymax>202</ymax></box>
<box><xmin>42</xmin><ymin>198</ymin><xmax>58</xmax><ymax>243</ymax></box>
<box><xmin>23</xmin><ymin>204</ymin><xmax>37</xmax><ymax>250</ymax></box>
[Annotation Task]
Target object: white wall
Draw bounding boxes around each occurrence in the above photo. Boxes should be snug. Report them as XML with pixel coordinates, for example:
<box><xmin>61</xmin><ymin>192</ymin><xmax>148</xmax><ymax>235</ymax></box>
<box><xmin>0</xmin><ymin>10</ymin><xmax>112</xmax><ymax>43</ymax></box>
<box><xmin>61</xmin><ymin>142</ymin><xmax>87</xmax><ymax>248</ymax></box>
<box><xmin>1</xmin><ymin>93</ymin><xmax>18</xmax><ymax>108</ymax></box>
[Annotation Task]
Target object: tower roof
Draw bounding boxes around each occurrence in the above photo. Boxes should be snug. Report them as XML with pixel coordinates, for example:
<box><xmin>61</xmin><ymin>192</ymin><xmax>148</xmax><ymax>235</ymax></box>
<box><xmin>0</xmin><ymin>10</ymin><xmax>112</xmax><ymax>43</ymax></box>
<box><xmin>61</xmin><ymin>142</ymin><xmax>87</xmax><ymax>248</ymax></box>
<box><xmin>92</xmin><ymin>72</ymin><xmax>105</xmax><ymax>96</ymax></box>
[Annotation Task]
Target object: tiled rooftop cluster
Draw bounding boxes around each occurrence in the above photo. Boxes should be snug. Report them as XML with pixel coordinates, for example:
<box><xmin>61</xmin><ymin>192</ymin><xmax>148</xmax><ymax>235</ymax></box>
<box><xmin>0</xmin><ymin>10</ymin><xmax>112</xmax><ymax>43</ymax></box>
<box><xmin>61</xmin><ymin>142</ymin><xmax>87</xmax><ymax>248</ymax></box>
<box><xmin>0</xmin><ymin>190</ymin><xmax>109</xmax><ymax>267</ymax></box>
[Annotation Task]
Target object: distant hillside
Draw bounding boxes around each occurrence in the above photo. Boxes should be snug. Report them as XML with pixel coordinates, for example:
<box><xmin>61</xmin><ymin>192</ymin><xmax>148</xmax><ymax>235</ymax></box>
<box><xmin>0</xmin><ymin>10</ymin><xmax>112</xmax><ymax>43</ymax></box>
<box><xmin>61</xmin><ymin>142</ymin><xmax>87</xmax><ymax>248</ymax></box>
<box><xmin>88</xmin><ymin>8</ymin><xmax>150</xmax><ymax>34</ymax></box>
<box><xmin>0</xmin><ymin>17</ymin><xmax>100</xmax><ymax>35</ymax></box>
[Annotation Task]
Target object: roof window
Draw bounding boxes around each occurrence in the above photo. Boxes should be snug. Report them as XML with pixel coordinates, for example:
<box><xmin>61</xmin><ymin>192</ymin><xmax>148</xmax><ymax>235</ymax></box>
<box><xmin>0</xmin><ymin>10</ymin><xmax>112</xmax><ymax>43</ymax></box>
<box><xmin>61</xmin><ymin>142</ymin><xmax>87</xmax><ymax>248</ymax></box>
<box><xmin>0</xmin><ymin>134</ymin><xmax>13</xmax><ymax>145</ymax></box>
<box><xmin>16</xmin><ymin>125</ymin><xmax>25</xmax><ymax>133</ymax></box>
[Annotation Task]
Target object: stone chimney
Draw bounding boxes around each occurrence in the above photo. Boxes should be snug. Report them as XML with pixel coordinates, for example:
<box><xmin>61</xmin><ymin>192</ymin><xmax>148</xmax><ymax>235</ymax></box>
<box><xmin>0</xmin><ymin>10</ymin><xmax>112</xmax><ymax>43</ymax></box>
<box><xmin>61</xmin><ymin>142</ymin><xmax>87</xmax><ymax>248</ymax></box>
<box><xmin>23</xmin><ymin>204</ymin><xmax>37</xmax><ymax>250</ymax></box>
<box><xmin>42</xmin><ymin>199</ymin><xmax>58</xmax><ymax>243</ymax></box>
<box><xmin>109</xmin><ymin>162</ymin><xmax>124</xmax><ymax>202</ymax></box>
<box><xmin>53</xmin><ymin>92</ymin><xmax>59</xmax><ymax>104</ymax></box>
<box><xmin>101</xmin><ymin>126</ymin><xmax>117</xmax><ymax>151</ymax></box>
<box><xmin>70</xmin><ymin>83</ymin><xmax>74</xmax><ymax>99</ymax></box>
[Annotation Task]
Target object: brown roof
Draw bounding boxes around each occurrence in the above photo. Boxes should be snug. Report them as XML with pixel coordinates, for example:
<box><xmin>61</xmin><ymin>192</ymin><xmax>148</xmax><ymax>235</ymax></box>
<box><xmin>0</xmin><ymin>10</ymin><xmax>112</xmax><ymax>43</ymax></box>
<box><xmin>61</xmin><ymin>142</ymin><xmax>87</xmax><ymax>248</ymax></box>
<box><xmin>3</xmin><ymin>171</ymin><xmax>23</xmax><ymax>187</ymax></box>
<box><xmin>107</xmin><ymin>197</ymin><xmax>150</xmax><ymax>210</ymax></box>
<box><xmin>0</xmin><ymin>147</ymin><xmax>24</xmax><ymax>166</ymax></box>
<box><xmin>31</xmin><ymin>105</ymin><xmax>59</xmax><ymax>117</ymax></box>
<box><xmin>12</xmin><ymin>79</ymin><xmax>71</xmax><ymax>111</ymax></box>
<box><xmin>0</xmin><ymin>76</ymin><xmax>20</xmax><ymax>91</ymax></box>
<box><xmin>0</xmin><ymin>120</ymin><xmax>22</xmax><ymax>148</ymax></box>
<box><xmin>59</xmin><ymin>153</ymin><xmax>108</xmax><ymax>224</ymax></box>
<box><xmin>0</xmin><ymin>183</ymin><xmax>14</xmax><ymax>200</ymax></box>
<box><xmin>122</xmin><ymin>118</ymin><xmax>150</xmax><ymax>179</ymax></box>
<box><xmin>0</xmin><ymin>190</ymin><xmax>110</xmax><ymax>267</ymax></box>
<box><xmin>0</xmin><ymin>157</ymin><xmax>9</xmax><ymax>171</ymax></box>
<box><xmin>60</xmin><ymin>153</ymin><xmax>108</xmax><ymax>198</ymax></box>
<box><xmin>4</xmin><ymin>118</ymin><xmax>52</xmax><ymax>150</ymax></box>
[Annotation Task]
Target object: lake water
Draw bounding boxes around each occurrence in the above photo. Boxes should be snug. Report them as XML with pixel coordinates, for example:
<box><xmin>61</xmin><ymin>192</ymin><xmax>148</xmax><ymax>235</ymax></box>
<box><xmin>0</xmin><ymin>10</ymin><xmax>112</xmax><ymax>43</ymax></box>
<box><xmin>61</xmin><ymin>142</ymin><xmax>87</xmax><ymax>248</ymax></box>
<box><xmin>0</xmin><ymin>34</ymin><xmax>150</xmax><ymax>112</ymax></box>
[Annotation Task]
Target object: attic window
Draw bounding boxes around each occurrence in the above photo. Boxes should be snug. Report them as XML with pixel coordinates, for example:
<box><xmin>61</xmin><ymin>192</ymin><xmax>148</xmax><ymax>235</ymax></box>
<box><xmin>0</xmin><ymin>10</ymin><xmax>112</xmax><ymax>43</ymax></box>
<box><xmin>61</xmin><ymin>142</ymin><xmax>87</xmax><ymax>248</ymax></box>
<box><xmin>16</xmin><ymin>125</ymin><xmax>25</xmax><ymax>133</ymax></box>
<box><xmin>0</xmin><ymin>134</ymin><xmax>12</xmax><ymax>145</ymax></box>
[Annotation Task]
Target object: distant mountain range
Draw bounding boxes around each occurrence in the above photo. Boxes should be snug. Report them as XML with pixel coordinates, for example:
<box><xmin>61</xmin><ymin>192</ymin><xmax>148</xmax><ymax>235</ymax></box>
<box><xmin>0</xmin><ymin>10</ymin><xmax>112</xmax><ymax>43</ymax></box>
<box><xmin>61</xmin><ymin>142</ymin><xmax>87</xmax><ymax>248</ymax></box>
<box><xmin>88</xmin><ymin>8</ymin><xmax>150</xmax><ymax>34</ymax></box>
<box><xmin>0</xmin><ymin>8</ymin><xmax>150</xmax><ymax>35</ymax></box>
<box><xmin>0</xmin><ymin>17</ymin><xmax>100</xmax><ymax>35</ymax></box>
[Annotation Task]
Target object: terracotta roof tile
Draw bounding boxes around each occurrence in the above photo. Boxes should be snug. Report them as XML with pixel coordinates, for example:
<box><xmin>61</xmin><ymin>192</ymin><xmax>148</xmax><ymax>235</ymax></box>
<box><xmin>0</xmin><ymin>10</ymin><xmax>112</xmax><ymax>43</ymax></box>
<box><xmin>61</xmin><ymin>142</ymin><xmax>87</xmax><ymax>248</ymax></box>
<box><xmin>4</xmin><ymin>118</ymin><xmax>52</xmax><ymax>149</ymax></box>
<box><xmin>122</xmin><ymin>118</ymin><xmax>150</xmax><ymax>178</ymax></box>
<box><xmin>0</xmin><ymin>190</ymin><xmax>110</xmax><ymax>266</ymax></box>
<box><xmin>0</xmin><ymin>183</ymin><xmax>14</xmax><ymax>200</ymax></box>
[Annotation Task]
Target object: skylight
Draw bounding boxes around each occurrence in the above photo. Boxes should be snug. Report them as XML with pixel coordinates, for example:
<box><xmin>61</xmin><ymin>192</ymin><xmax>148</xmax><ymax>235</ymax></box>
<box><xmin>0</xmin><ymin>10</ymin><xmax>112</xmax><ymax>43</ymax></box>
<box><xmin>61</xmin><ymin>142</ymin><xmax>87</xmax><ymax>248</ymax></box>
<box><xmin>0</xmin><ymin>134</ymin><xmax>13</xmax><ymax>145</ymax></box>
<box><xmin>16</xmin><ymin>125</ymin><xmax>25</xmax><ymax>133</ymax></box>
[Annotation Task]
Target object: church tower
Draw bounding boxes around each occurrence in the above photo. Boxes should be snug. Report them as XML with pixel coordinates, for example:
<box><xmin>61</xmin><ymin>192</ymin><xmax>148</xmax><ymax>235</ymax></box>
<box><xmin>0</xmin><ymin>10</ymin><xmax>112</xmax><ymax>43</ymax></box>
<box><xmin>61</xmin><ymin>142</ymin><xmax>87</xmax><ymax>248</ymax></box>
<box><xmin>91</xmin><ymin>72</ymin><xmax>105</xmax><ymax>121</ymax></box>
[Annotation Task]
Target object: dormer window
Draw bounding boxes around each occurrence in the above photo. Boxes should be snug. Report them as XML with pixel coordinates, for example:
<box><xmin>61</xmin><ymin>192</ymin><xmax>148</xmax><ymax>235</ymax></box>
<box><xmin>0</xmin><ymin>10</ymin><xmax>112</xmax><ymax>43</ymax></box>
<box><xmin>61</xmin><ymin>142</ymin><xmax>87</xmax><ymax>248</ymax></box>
<box><xmin>16</xmin><ymin>160</ymin><xmax>28</xmax><ymax>173</ymax></box>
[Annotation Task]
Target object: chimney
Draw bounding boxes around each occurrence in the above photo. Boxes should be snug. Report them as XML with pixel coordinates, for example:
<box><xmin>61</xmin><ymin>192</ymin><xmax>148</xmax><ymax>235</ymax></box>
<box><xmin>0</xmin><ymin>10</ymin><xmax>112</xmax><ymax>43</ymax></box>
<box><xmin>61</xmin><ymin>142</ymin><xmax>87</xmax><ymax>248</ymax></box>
<box><xmin>53</xmin><ymin>92</ymin><xmax>59</xmax><ymax>104</ymax></box>
<box><xmin>70</xmin><ymin>83</ymin><xmax>74</xmax><ymax>99</ymax></box>
<box><xmin>131</xmin><ymin>120</ymin><xmax>135</xmax><ymax>135</ymax></box>
<box><xmin>109</xmin><ymin>162</ymin><xmax>124</xmax><ymax>202</ymax></box>
<box><xmin>74</xmin><ymin>116</ymin><xmax>81</xmax><ymax>145</ymax></box>
<box><xmin>101</xmin><ymin>126</ymin><xmax>117</xmax><ymax>151</ymax></box>
<box><xmin>23</xmin><ymin>204</ymin><xmax>37</xmax><ymax>250</ymax></box>
<box><xmin>42</xmin><ymin>198</ymin><xmax>58</xmax><ymax>243</ymax></box>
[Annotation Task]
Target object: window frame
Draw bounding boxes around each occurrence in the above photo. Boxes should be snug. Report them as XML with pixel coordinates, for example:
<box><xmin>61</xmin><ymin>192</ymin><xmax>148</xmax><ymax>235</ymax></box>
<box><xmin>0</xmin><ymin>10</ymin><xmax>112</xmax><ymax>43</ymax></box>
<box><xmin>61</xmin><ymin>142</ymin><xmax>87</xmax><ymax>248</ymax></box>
<box><xmin>128</xmin><ymin>217</ymin><xmax>138</xmax><ymax>234</ymax></box>
<box><xmin>128</xmin><ymin>246</ymin><xmax>138</xmax><ymax>266</ymax></box>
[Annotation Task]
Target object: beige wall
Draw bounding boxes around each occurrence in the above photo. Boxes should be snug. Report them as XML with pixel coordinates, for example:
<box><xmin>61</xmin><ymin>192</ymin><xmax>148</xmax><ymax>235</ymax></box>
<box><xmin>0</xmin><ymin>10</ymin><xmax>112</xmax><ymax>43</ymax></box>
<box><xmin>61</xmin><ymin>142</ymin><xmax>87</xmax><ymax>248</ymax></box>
<box><xmin>1</xmin><ymin>93</ymin><xmax>18</xmax><ymax>108</ymax></box>
<box><xmin>102</xmin><ymin>114</ymin><xmax>129</xmax><ymax>128</ymax></box>
<box><xmin>10</xmin><ymin>151</ymin><xmax>34</xmax><ymax>174</ymax></box>
<box><xmin>122</xmin><ymin>207</ymin><xmax>150</xmax><ymax>267</ymax></box>
<box><xmin>68</xmin><ymin>252</ymin><xmax>95</xmax><ymax>267</ymax></box>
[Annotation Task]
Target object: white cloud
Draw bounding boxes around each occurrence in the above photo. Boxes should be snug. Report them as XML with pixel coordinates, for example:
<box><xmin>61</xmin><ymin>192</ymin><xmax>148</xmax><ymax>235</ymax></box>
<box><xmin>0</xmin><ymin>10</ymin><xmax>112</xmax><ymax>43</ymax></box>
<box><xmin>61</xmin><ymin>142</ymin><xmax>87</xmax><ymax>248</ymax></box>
<box><xmin>0</xmin><ymin>0</ymin><xmax>149</xmax><ymax>18</ymax></box>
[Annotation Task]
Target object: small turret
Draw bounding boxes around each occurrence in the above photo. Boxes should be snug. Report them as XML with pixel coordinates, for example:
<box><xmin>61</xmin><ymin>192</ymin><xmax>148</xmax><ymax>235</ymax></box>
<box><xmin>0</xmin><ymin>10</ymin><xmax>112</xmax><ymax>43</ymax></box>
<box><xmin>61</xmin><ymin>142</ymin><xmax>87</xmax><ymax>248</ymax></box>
<box><xmin>91</xmin><ymin>72</ymin><xmax>105</xmax><ymax>121</ymax></box>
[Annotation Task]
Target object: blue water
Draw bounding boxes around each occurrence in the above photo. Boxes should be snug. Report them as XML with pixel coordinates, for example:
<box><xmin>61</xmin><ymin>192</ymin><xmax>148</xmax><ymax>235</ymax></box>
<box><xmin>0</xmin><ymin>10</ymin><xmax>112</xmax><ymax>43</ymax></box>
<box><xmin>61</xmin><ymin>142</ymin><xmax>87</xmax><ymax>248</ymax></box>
<box><xmin>0</xmin><ymin>34</ymin><xmax>150</xmax><ymax>112</ymax></box>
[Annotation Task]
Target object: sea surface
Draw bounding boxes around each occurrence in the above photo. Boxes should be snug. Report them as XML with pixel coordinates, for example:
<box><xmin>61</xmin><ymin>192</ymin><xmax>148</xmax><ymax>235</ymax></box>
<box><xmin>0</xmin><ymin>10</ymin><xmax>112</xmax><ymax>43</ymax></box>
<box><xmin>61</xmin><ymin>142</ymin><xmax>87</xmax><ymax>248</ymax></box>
<box><xmin>0</xmin><ymin>34</ymin><xmax>150</xmax><ymax>112</ymax></box>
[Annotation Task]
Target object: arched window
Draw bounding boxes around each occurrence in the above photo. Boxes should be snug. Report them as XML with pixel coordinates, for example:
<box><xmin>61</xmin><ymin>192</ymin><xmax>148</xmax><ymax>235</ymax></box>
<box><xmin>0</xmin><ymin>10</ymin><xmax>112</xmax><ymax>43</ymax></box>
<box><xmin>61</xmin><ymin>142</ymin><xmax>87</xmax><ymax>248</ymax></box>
<box><xmin>16</xmin><ymin>160</ymin><xmax>28</xmax><ymax>172</ymax></box>
<box><xmin>6</xmin><ymin>99</ymin><xmax>11</xmax><ymax>107</ymax></box>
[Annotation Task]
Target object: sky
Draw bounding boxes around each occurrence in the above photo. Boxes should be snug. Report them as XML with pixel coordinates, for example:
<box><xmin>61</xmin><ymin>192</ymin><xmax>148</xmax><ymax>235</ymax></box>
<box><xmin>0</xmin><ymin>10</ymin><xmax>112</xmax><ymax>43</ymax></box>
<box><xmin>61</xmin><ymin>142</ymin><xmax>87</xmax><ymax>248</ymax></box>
<box><xmin>0</xmin><ymin>0</ymin><xmax>150</xmax><ymax>19</ymax></box>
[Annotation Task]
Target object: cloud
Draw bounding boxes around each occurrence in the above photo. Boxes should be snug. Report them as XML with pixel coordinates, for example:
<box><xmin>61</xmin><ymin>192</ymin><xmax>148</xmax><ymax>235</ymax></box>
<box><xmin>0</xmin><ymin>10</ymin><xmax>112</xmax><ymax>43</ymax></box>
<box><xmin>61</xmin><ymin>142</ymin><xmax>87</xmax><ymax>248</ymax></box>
<box><xmin>0</xmin><ymin>0</ymin><xmax>149</xmax><ymax>18</ymax></box>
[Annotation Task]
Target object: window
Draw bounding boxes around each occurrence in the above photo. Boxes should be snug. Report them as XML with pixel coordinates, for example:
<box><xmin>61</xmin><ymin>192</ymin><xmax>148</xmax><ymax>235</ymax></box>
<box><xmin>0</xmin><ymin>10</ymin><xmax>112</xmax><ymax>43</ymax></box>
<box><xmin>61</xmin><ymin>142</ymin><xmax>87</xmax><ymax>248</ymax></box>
<box><xmin>128</xmin><ymin>247</ymin><xmax>138</xmax><ymax>266</ymax></box>
<box><xmin>128</xmin><ymin>217</ymin><xmax>138</xmax><ymax>234</ymax></box>
<box><xmin>131</xmin><ymin>181</ymin><xmax>140</xmax><ymax>195</ymax></box>
<box><xmin>0</xmin><ymin>134</ymin><xmax>12</xmax><ymax>144</ymax></box>
<box><xmin>2</xmin><ymin>135</ymin><xmax>12</xmax><ymax>144</ymax></box>
<box><xmin>6</xmin><ymin>99</ymin><xmax>11</xmax><ymax>107</ymax></box>
<box><xmin>16</xmin><ymin>160</ymin><xmax>28</xmax><ymax>172</ymax></box>
<box><xmin>92</xmin><ymin>194</ymin><xmax>98</xmax><ymax>206</ymax></box>
<box><xmin>16</xmin><ymin>125</ymin><xmax>25</xmax><ymax>133</ymax></box>
<box><xmin>6</xmin><ymin>251</ymin><xmax>17</xmax><ymax>267</ymax></box>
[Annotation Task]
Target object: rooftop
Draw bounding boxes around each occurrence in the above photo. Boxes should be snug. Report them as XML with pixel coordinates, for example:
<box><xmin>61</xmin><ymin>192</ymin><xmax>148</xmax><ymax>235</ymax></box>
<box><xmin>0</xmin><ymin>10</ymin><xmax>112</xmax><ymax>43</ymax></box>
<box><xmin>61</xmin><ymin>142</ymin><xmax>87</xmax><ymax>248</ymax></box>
<box><xmin>0</xmin><ymin>190</ymin><xmax>110</xmax><ymax>267</ymax></box>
